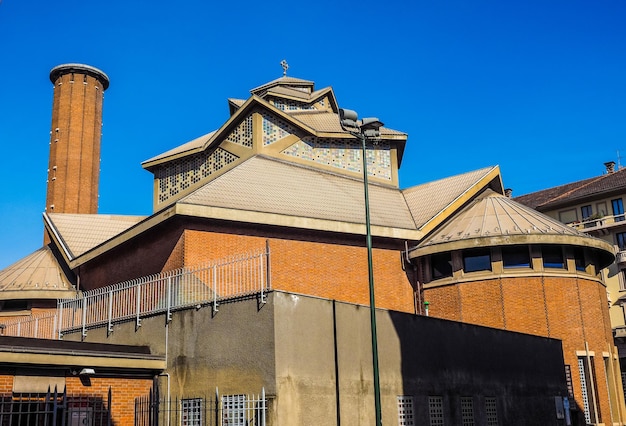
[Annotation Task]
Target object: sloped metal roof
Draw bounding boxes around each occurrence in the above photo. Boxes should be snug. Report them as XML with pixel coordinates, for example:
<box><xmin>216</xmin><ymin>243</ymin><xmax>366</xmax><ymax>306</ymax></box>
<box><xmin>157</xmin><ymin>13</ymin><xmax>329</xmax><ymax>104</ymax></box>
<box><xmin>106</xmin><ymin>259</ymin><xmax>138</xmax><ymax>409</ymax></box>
<box><xmin>0</xmin><ymin>247</ymin><xmax>74</xmax><ymax>296</ymax></box>
<box><xmin>403</xmin><ymin>167</ymin><xmax>500</xmax><ymax>229</ymax></box>
<box><xmin>46</xmin><ymin>214</ymin><xmax>146</xmax><ymax>259</ymax></box>
<box><xmin>411</xmin><ymin>189</ymin><xmax>615</xmax><ymax>266</ymax></box>
<box><xmin>179</xmin><ymin>155</ymin><xmax>417</xmax><ymax>230</ymax></box>
<box><xmin>143</xmin><ymin>131</ymin><xmax>216</xmax><ymax>164</ymax></box>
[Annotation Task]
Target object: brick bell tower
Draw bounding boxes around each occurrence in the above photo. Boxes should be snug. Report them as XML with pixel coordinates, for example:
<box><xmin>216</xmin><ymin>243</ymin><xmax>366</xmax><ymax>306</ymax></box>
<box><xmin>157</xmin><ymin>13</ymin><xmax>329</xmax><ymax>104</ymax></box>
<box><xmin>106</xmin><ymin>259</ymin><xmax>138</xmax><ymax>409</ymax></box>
<box><xmin>45</xmin><ymin>64</ymin><xmax>109</xmax><ymax>242</ymax></box>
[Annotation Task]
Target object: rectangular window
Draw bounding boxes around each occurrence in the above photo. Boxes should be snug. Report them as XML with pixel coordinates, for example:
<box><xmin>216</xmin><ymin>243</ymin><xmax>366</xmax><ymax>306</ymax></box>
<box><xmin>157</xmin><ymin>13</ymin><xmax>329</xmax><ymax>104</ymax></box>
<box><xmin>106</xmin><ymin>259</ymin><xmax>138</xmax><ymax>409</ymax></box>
<box><xmin>502</xmin><ymin>246</ymin><xmax>531</xmax><ymax>269</ymax></box>
<box><xmin>181</xmin><ymin>398</ymin><xmax>203</xmax><ymax>426</ymax></box>
<box><xmin>431</xmin><ymin>252</ymin><xmax>452</xmax><ymax>280</ymax></box>
<box><xmin>581</xmin><ymin>205</ymin><xmax>593</xmax><ymax>220</ymax></box>
<box><xmin>460</xmin><ymin>397</ymin><xmax>474</xmax><ymax>426</ymax></box>
<box><xmin>463</xmin><ymin>248</ymin><xmax>491</xmax><ymax>273</ymax></box>
<box><xmin>564</xmin><ymin>365</ymin><xmax>575</xmax><ymax>400</ymax></box>
<box><xmin>485</xmin><ymin>397</ymin><xmax>498</xmax><ymax>426</ymax></box>
<box><xmin>574</xmin><ymin>248</ymin><xmax>586</xmax><ymax>272</ymax></box>
<box><xmin>397</xmin><ymin>396</ymin><xmax>414</xmax><ymax>426</ymax></box>
<box><xmin>428</xmin><ymin>396</ymin><xmax>444</xmax><ymax>426</ymax></box>
<box><xmin>222</xmin><ymin>394</ymin><xmax>246</xmax><ymax>426</ymax></box>
<box><xmin>617</xmin><ymin>232</ymin><xmax>626</xmax><ymax>251</ymax></box>
<box><xmin>542</xmin><ymin>246</ymin><xmax>564</xmax><ymax>269</ymax></box>
<box><xmin>578</xmin><ymin>357</ymin><xmax>597</xmax><ymax>424</ymax></box>
<box><xmin>613</xmin><ymin>199</ymin><xmax>625</xmax><ymax>222</ymax></box>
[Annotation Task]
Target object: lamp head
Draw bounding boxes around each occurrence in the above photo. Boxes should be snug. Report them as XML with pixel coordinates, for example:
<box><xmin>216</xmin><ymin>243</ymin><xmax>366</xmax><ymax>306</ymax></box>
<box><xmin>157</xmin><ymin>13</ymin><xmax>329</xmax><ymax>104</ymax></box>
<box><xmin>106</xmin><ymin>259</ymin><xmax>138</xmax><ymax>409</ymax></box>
<box><xmin>339</xmin><ymin>108</ymin><xmax>359</xmax><ymax>132</ymax></box>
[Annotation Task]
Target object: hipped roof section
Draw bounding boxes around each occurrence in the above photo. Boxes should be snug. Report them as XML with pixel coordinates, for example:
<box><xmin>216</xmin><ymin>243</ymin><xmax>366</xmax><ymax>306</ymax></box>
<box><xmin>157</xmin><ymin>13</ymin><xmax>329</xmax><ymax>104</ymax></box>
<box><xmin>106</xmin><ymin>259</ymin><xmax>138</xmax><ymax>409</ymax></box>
<box><xmin>41</xmin><ymin>155</ymin><xmax>502</xmax><ymax>270</ymax></box>
<box><xmin>141</xmin><ymin>76</ymin><xmax>407</xmax><ymax>170</ymax></box>
<box><xmin>410</xmin><ymin>188</ymin><xmax>615</xmax><ymax>268</ymax></box>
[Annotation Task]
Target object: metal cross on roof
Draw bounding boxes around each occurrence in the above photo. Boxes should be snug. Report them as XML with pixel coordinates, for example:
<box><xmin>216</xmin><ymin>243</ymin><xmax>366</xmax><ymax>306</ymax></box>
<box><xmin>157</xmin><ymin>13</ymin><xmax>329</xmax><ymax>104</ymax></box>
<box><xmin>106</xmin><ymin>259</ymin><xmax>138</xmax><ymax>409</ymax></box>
<box><xmin>280</xmin><ymin>60</ymin><xmax>289</xmax><ymax>76</ymax></box>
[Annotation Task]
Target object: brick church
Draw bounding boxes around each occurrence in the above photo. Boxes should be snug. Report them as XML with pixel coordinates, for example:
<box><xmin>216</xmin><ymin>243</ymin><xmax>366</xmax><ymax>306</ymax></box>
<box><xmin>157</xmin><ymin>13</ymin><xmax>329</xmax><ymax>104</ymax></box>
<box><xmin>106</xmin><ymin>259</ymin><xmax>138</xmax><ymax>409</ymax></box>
<box><xmin>0</xmin><ymin>63</ymin><xmax>623</xmax><ymax>425</ymax></box>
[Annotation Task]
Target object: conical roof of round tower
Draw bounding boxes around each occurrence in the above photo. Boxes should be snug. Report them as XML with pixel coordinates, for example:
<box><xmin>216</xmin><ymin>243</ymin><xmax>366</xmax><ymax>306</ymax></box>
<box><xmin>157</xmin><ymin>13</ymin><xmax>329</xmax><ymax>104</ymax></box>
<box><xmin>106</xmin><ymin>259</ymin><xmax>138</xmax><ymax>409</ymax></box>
<box><xmin>409</xmin><ymin>188</ymin><xmax>615</xmax><ymax>268</ymax></box>
<box><xmin>0</xmin><ymin>247</ymin><xmax>76</xmax><ymax>300</ymax></box>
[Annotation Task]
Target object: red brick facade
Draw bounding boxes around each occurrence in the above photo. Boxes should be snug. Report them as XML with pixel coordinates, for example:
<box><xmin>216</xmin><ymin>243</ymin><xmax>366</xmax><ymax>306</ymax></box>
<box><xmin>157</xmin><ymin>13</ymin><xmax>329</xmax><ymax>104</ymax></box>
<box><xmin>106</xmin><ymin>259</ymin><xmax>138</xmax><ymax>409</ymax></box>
<box><xmin>45</xmin><ymin>66</ymin><xmax>107</xmax><ymax>241</ymax></box>
<box><xmin>175</xmin><ymin>229</ymin><xmax>417</xmax><ymax>313</ymax></box>
<box><xmin>425</xmin><ymin>274</ymin><xmax>620</xmax><ymax>422</ymax></box>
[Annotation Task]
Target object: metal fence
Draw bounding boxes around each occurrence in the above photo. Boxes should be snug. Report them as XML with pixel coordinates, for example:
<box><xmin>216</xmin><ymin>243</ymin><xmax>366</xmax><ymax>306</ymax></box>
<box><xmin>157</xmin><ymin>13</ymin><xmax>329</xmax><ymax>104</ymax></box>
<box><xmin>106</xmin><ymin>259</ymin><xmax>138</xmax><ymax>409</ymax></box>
<box><xmin>0</xmin><ymin>248</ymin><xmax>270</xmax><ymax>340</ymax></box>
<box><xmin>135</xmin><ymin>387</ymin><xmax>267</xmax><ymax>426</ymax></box>
<box><xmin>0</xmin><ymin>386</ymin><xmax>112</xmax><ymax>426</ymax></box>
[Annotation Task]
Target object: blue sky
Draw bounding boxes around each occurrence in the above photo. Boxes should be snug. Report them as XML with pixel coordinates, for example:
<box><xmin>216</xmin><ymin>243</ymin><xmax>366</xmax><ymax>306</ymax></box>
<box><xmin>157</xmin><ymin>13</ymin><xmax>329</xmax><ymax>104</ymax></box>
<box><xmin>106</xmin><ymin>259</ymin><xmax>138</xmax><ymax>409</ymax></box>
<box><xmin>1</xmin><ymin>0</ymin><xmax>625</xmax><ymax>269</ymax></box>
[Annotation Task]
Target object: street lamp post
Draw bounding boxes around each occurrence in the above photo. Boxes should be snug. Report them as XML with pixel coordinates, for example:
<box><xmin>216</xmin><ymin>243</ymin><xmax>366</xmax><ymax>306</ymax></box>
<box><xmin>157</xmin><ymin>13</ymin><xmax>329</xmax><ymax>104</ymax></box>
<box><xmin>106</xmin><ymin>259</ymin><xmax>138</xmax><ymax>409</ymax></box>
<box><xmin>339</xmin><ymin>108</ymin><xmax>384</xmax><ymax>426</ymax></box>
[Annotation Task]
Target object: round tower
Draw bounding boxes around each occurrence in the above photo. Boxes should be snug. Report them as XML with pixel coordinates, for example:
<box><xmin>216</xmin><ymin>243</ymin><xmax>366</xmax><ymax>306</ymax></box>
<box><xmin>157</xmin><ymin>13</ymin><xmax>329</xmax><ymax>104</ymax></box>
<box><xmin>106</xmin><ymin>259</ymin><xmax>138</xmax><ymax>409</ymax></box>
<box><xmin>45</xmin><ymin>63</ymin><xmax>109</xmax><ymax>223</ymax></box>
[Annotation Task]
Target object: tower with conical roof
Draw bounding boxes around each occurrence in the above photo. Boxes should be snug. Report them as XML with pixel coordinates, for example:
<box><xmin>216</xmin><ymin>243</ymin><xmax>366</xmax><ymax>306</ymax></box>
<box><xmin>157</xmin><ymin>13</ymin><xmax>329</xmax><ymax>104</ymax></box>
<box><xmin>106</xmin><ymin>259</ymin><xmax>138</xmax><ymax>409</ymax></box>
<box><xmin>45</xmin><ymin>63</ymin><xmax>109</xmax><ymax>242</ymax></box>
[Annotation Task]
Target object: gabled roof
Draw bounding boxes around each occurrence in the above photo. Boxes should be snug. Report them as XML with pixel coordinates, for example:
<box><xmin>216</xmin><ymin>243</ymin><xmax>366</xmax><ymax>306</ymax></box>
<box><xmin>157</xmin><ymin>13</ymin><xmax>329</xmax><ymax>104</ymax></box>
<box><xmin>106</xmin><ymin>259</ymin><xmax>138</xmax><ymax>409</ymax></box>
<box><xmin>250</xmin><ymin>76</ymin><xmax>315</xmax><ymax>96</ymax></box>
<box><xmin>0</xmin><ymin>247</ymin><xmax>75</xmax><ymax>299</ymax></box>
<box><xmin>410</xmin><ymin>189</ymin><xmax>615</xmax><ymax>268</ymax></box>
<box><xmin>514</xmin><ymin>167</ymin><xmax>626</xmax><ymax>210</ymax></box>
<box><xmin>45</xmin><ymin>213</ymin><xmax>146</xmax><ymax>262</ymax></box>
<box><xmin>403</xmin><ymin>166</ymin><xmax>503</xmax><ymax>237</ymax></box>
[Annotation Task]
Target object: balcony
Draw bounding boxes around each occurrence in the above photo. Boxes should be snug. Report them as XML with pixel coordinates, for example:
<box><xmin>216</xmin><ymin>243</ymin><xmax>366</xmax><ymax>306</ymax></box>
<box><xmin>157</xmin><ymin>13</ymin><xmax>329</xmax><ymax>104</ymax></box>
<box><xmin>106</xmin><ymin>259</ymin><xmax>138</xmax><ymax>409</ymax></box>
<box><xmin>617</xmin><ymin>251</ymin><xmax>626</xmax><ymax>268</ymax></box>
<box><xmin>615</xmin><ymin>326</ymin><xmax>626</xmax><ymax>338</ymax></box>
<box><xmin>568</xmin><ymin>214</ymin><xmax>626</xmax><ymax>235</ymax></box>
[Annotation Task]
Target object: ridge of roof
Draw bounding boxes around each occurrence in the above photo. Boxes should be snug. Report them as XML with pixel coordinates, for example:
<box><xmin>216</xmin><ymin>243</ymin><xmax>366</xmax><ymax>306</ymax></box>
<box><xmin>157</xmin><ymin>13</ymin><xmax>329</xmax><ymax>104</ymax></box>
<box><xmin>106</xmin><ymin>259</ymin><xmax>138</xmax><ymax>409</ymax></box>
<box><xmin>513</xmin><ymin>167</ymin><xmax>626</xmax><ymax>210</ymax></box>
<box><xmin>250</xmin><ymin>76</ymin><xmax>315</xmax><ymax>95</ymax></box>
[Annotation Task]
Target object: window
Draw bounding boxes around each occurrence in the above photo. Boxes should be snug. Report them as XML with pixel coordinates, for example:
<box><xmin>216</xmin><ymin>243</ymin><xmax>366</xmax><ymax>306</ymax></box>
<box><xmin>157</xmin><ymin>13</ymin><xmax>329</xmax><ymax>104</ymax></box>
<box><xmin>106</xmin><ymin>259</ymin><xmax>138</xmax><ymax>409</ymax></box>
<box><xmin>397</xmin><ymin>396</ymin><xmax>414</xmax><ymax>426</ymax></box>
<box><xmin>428</xmin><ymin>396</ymin><xmax>444</xmax><ymax>426</ymax></box>
<box><xmin>502</xmin><ymin>246</ymin><xmax>531</xmax><ymax>268</ymax></box>
<box><xmin>542</xmin><ymin>246</ymin><xmax>564</xmax><ymax>269</ymax></box>
<box><xmin>460</xmin><ymin>397</ymin><xmax>474</xmax><ymax>426</ymax></box>
<box><xmin>617</xmin><ymin>232</ymin><xmax>626</xmax><ymax>251</ymax></box>
<box><xmin>578</xmin><ymin>357</ymin><xmax>598</xmax><ymax>424</ymax></box>
<box><xmin>613</xmin><ymin>199</ymin><xmax>625</xmax><ymax>222</ymax></box>
<box><xmin>574</xmin><ymin>248</ymin><xmax>586</xmax><ymax>272</ymax></box>
<box><xmin>181</xmin><ymin>398</ymin><xmax>203</xmax><ymax>426</ymax></box>
<box><xmin>222</xmin><ymin>394</ymin><xmax>246</xmax><ymax>426</ymax></box>
<box><xmin>431</xmin><ymin>252</ymin><xmax>452</xmax><ymax>280</ymax></box>
<box><xmin>581</xmin><ymin>205</ymin><xmax>592</xmax><ymax>220</ymax></box>
<box><xmin>463</xmin><ymin>248</ymin><xmax>491</xmax><ymax>273</ymax></box>
<box><xmin>485</xmin><ymin>397</ymin><xmax>498</xmax><ymax>426</ymax></box>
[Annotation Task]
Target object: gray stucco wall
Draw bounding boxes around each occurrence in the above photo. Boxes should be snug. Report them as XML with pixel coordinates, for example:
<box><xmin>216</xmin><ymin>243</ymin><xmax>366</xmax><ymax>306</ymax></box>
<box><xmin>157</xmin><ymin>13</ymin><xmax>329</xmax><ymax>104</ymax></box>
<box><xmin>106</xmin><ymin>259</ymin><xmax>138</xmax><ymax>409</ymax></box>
<box><xmin>65</xmin><ymin>291</ymin><xmax>568</xmax><ymax>425</ymax></box>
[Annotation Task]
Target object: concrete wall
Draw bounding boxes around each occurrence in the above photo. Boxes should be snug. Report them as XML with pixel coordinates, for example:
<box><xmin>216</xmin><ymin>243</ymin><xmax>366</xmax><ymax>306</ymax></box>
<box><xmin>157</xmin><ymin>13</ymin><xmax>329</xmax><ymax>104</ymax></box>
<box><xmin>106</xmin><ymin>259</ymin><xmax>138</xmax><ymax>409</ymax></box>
<box><xmin>67</xmin><ymin>290</ymin><xmax>569</xmax><ymax>425</ymax></box>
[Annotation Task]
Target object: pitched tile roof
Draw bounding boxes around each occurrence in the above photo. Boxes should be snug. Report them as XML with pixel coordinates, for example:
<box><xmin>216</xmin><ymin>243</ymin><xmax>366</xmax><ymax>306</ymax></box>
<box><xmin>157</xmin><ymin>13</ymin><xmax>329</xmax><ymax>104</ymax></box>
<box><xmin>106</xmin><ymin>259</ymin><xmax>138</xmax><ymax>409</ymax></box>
<box><xmin>513</xmin><ymin>167</ymin><xmax>626</xmax><ymax>210</ymax></box>
<box><xmin>180</xmin><ymin>155</ymin><xmax>418</xmax><ymax>230</ymax></box>
<box><xmin>0</xmin><ymin>247</ymin><xmax>74</xmax><ymax>296</ymax></box>
<box><xmin>46</xmin><ymin>214</ymin><xmax>146</xmax><ymax>259</ymax></box>
<box><xmin>411</xmin><ymin>189</ymin><xmax>615</xmax><ymax>267</ymax></box>
<box><xmin>403</xmin><ymin>166</ymin><xmax>499</xmax><ymax>229</ymax></box>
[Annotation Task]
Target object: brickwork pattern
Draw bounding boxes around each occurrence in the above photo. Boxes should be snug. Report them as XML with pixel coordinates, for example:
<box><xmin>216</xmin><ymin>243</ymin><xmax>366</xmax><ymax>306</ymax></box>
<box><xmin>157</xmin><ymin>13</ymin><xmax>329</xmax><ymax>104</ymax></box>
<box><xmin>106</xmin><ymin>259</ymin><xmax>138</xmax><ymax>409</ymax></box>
<box><xmin>46</xmin><ymin>71</ymin><xmax>105</xmax><ymax>220</ymax></box>
<box><xmin>66</xmin><ymin>376</ymin><xmax>152</xmax><ymax>425</ymax></box>
<box><xmin>425</xmin><ymin>274</ymin><xmax>619</xmax><ymax>423</ymax></box>
<box><xmin>182</xmin><ymin>230</ymin><xmax>416</xmax><ymax>313</ymax></box>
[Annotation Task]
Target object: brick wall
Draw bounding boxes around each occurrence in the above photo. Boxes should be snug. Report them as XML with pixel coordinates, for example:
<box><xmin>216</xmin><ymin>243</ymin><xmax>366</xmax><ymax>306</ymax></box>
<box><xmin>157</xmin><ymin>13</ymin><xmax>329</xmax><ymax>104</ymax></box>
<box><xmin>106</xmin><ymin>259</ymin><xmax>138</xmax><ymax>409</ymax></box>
<box><xmin>425</xmin><ymin>274</ymin><xmax>618</xmax><ymax>423</ymax></box>
<box><xmin>66</xmin><ymin>376</ymin><xmax>152</xmax><ymax>425</ymax></box>
<box><xmin>182</xmin><ymin>229</ymin><xmax>416</xmax><ymax>313</ymax></box>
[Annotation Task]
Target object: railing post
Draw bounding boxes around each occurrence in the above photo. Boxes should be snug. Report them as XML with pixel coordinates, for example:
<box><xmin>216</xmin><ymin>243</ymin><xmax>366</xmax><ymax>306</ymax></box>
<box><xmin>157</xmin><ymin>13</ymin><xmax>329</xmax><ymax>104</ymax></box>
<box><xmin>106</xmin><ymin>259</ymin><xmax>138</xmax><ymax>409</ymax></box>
<box><xmin>108</xmin><ymin>289</ymin><xmax>114</xmax><ymax>333</ymax></box>
<box><xmin>81</xmin><ymin>295</ymin><xmax>88</xmax><ymax>338</ymax></box>
<box><xmin>34</xmin><ymin>318</ymin><xmax>38</xmax><ymax>339</ymax></box>
<box><xmin>213</xmin><ymin>265</ymin><xmax>219</xmax><ymax>313</ymax></box>
<box><xmin>260</xmin><ymin>253</ymin><xmax>266</xmax><ymax>305</ymax></box>
<box><xmin>57</xmin><ymin>302</ymin><xmax>63</xmax><ymax>339</ymax></box>
<box><xmin>166</xmin><ymin>276</ymin><xmax>172</xmax><ymax>323</ymax></box>
<box><xmin>136</xmin><ymin>282</ymin><xmax>142</xmax><ymax>328</ymax></box>
<box><xmin>53</xmin><ymin>313</ymin><xmax>58</xmax><ymax>340</ymax></box>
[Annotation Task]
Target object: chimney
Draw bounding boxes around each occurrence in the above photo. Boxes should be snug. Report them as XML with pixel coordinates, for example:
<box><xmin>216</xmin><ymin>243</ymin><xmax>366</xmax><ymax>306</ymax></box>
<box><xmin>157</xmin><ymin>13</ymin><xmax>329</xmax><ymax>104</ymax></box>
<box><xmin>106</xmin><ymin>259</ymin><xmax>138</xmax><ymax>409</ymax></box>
<box><xmin>45</xmin><ymin>64</ymin><xmax>109</xmax><ymax>243</ymax></box>
<box><xmin>504</xmin><ymin>188</ymin><xmax>513</xmax><ymax>198</ymax></box>
<box><xmin>604</xmin><ymin>161</ymin><xmax>616</xmax><ymax>174</ymax></box>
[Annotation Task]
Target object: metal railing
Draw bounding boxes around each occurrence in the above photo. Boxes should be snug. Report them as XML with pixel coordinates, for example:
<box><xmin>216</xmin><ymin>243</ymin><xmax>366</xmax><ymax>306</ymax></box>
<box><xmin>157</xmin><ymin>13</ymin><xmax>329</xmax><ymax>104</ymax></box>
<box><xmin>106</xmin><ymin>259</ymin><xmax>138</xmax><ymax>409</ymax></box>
<box><xmin>135</xmin><ymin>387</ymin><xmax>267</xmax><ymax>426</ymax></box>
<box><xmin>0</xmin><ymin>248</ymin><xmax>270</xmax><ymax>340</ymax></box>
